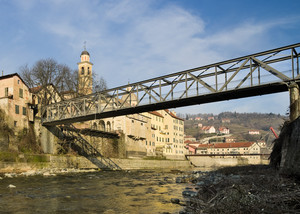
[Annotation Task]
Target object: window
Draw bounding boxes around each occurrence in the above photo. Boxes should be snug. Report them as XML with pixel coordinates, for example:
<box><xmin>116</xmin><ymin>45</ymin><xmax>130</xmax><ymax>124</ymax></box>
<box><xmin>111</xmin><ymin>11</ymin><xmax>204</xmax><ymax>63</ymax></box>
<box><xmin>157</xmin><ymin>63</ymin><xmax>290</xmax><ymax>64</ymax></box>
<box><xmin>14</xmin><ymin>121</ymin><xmax>17</xmax><ymax>127</ymax></box>
<box><xmin>22</xmin><ymin>107</ymin><xmax>26</xmax><ymax>116</ymax></box>
<box><xmin>19</xmin><ymin>88</ymin><xmax>23</xmax><ymax>98</ymax></box>
<box><xmin>81</xmin><ymin>67</ymin><xmax>84</xmax><ymax>75</ymax></box>
<box><xmin>17</xmin><ymin>80</ymin><xmax>20</xmax><ymax>84</ymax></box>
<box><xmin>15</xmin><ymin>105</ymin><xmax>19</xmax><ymax>114</ymax></box>
<box><xmin>88</xmin><ymin>67</ymin><xmax>90</xmax><ymax>74</ymax></box>
<box><xmin>5</xmin><ymin>87</ymin><xmax>8</xmax><ymax>96</ymax></box>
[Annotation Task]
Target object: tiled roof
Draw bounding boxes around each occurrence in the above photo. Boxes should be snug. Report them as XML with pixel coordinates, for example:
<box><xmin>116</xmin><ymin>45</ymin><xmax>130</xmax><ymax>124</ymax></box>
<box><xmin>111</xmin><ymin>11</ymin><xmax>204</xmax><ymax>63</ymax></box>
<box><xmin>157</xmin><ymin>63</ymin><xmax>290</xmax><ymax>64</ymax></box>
<box><xmin>202</xmin><ymin>126</ymin><xmax>214</xmax><ymax>130</ymax></box>
<box><xmin>164</xmin><ymin>109</ymin><xmax>184</xmax><ymax>121</ymax></box>
<box><xmin>195</xmin><ymin>142</ymin><xmax>255</xmax><ymax>150</ymax></box>
<box><xmin>0</xmin><ymin>73</ymin><xmax>30</xmax><ymax>89</ymax></box>
<box><xmin>213</xmin><ymin>142</ymin><xmax>254</xmax><ymax>148</ymax></box>
<box><xmin>30</xmin><ymin>85</ymin><xmax>43</xmax><ymax>93</ymax></box>
<box><xmin>149</xmin><ymin>111</ymin><xmax>164</xmax><ymax>118</ymax></box>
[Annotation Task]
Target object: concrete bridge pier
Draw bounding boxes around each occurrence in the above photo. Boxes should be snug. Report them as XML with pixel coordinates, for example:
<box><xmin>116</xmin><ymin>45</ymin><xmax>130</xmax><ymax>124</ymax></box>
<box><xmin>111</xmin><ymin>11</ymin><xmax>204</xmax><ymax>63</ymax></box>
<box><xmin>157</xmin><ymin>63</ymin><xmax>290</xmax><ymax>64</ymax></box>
<box><xmin>289</xmin><ymin>82</ymin><xmax>300</xmax><ymax>121</ymax></box>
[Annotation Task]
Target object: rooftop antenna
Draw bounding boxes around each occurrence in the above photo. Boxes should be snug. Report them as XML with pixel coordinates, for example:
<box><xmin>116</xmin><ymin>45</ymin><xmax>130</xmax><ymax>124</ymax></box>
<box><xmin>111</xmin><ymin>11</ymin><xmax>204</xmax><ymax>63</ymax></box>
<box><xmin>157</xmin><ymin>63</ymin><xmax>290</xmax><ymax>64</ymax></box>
<box><xmin>83</xmin><ymin>41</ymin><xmax>87</xmax><ymax>51</ymax></box>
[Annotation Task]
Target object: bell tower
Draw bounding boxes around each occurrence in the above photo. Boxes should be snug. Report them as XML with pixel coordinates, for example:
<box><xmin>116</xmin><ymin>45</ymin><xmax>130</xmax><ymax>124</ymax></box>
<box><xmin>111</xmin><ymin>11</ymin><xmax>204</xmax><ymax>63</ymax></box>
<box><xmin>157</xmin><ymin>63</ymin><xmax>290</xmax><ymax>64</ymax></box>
<box><xmin>78</xmin><ymin>43</ymin><xmax>93</xmax><ymax>95</ymax></box>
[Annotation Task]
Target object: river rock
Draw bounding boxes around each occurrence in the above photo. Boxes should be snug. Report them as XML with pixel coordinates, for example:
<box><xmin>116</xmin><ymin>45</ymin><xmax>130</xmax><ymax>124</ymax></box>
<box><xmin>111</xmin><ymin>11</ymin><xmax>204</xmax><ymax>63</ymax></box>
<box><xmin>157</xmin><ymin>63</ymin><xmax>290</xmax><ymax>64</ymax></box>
<box><xmin>43</xmin><ymin>172</ymin><xmax>51</xmax><ymax>176</ymax></box>
<box><xmin>196</xmin><ymin>181</ymin><xmax>205</xmax><ymax>186</ymax></box>
<box><xmin>182</xmin><ymin>190</ymin><xmax>197</xmax><ymax>198</ymax></box>
<box><xmin>176</xmin><ymin>177</ymin><xmax>183</xmax><ymax>183</ymax></box>
<box><xmin>4</xmin><ymin>173</ymin><xmax>15</xmax><ymax>178</ymax></box>
<box><xmin>7</xmin><ymin>184</ymin><xmax>16</xmax><ymax>188</ymax></box>
<box><xmin>43</xmin><ymin>172</ymin><xmax>56</xmax><ymax>177</ymax></box>
<box><xmin>21</xmin><ymin>170</ymin><xmax>37</xmax><ymax>177</ymax></box>
<box><xmin>171</xmin><ymin>198</ymin><xmax>180</xmax><ymax>204</ymax></box>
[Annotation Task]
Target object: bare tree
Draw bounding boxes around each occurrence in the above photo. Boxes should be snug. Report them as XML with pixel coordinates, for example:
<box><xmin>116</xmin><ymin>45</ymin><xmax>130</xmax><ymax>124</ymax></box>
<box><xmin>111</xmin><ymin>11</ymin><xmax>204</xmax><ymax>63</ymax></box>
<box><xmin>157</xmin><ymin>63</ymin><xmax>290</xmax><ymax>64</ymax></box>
<box><xmin>20</xmin><ymin>58</ymin><xmax>108</xmax><ymax>96</ymax></box>
<box><xmin>20</xmin><ymin>58</ymin><xmax>76</xmax><ymax>92</ymax></box>
<box><xmin>94</xmin><ymin>75</ymin><xmax>107</xmax><ymax>92</ymax></box>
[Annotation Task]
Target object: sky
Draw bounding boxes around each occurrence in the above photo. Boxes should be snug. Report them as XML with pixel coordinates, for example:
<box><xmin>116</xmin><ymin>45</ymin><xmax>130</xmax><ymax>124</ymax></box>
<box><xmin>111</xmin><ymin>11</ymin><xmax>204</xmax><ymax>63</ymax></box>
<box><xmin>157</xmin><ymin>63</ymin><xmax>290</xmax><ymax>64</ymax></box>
<box><xmin>1</xmin><ymin>0</ymin><xmax>300</xmax><ymax>115</ymax></box>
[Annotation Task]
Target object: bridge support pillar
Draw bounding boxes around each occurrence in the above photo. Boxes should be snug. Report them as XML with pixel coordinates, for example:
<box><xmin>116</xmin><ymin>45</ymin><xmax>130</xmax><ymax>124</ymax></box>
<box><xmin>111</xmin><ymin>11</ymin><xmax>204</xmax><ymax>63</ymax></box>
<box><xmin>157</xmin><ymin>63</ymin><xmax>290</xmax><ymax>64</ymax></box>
<box><xmin>289</xmin><ymin>82</ymin><xmax>300</xmax><ymax>121</ymax></box>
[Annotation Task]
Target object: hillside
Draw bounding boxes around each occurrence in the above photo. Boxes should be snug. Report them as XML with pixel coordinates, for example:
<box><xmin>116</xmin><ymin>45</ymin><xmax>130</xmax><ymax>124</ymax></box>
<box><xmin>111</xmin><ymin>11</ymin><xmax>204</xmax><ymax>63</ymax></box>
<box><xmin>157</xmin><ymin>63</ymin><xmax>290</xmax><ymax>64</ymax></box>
<box><xmin>182</xmin><ymin>112</ymin><xmax>286</xmax><ymax>145</ymax></box>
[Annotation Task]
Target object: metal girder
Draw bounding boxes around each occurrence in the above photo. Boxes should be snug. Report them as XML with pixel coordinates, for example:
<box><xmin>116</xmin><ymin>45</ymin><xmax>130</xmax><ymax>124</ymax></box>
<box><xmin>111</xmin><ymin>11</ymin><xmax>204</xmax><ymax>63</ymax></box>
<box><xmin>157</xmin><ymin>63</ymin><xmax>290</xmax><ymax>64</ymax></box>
<box><xmin>42</xmin><ymin>43</ymin><xmax>300</xmax><ymax>126</ymax></box>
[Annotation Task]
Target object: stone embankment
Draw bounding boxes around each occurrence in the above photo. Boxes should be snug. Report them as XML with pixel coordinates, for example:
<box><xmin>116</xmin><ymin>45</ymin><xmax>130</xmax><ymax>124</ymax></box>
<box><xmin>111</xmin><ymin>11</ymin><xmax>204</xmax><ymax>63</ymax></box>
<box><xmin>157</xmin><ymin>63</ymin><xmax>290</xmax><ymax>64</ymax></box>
<box><xmin>0</xmin><ymin>155</ymin><xmax>192</xmax><ymax>176</ymax></box>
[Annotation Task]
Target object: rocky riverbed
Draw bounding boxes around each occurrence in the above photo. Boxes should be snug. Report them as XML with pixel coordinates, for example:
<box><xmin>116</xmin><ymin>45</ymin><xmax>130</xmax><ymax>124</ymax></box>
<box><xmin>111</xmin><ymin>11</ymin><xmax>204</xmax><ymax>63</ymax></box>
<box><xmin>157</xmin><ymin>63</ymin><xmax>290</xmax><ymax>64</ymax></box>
<box><xmin>172</xmin><ymin>165</ymin><xmax>300</xmax><ymax>214</ymax></box>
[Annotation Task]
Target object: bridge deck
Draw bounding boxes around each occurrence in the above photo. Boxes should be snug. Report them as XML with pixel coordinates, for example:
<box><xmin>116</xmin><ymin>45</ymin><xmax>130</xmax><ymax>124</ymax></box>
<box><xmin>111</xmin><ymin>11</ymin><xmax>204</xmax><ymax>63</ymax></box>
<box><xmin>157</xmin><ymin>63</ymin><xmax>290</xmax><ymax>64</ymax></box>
<box><xmin>42</xmin><ymin>43</ymin><xmax>300</xmax><ymax>126</ymax></box>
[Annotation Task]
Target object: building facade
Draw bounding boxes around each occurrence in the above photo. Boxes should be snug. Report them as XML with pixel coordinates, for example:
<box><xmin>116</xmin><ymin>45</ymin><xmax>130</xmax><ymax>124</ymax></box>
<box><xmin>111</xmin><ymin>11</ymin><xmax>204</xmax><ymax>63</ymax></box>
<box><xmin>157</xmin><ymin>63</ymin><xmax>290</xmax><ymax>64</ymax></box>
<box><xmin>0</xmin><ymin>73</ymin><xmax>33</xmax><ymax>131</ymax></box>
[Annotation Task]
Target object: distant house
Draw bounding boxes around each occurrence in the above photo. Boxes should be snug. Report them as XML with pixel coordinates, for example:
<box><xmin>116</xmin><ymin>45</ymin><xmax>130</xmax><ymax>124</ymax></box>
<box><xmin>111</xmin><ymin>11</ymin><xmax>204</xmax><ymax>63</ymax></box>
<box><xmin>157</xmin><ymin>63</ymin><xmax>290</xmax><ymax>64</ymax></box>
<box><xmin>219</xmin><ymin>127</ymin><xmax>230</xmax><ymax>134</ymax></box>
<box><xmin>248</xmin><ymin>130</ymin><xmax>260</xmax><ymax>135</ymax></box>
<box><xmin>187</xmin><ymin>145</ymin><xmax>197</xmax><ymax>154</ymax></box>
<box><xmin>195</xmin><ymin>117</ymin><xmax>203</xmax><ymax>121</ymax></box>
<box><xmin>207</xmin><ymin>116</ymin><xmax>215</xmax><ymax>121</ymax></box>
<box><xmin>184</xmin><ymin>136</ymin><xmax>196</xmax><ymax>142</ymax></box>
<box><xmin>225</xmin><ymin>136</ymin><xmax>236</xmax><ymax>143</ymax></box>
<box><xmin>198</xmin><ymin>123</ymin><xmax>203</xmax><ymax>128</ymax></box>
<box><xmin>185</xmin><ymin>141</ymin><xmax>203</xmax><ymax>154</ymax></box>
<box><xmin>202</xmin><ymin>126</ymin><xmax>216</xmax><ymax>134</ymax></box>
<box><xmin>222</xmin><ymin>118</ymin><xmax>231</xmax><ymax>123</ymax></box>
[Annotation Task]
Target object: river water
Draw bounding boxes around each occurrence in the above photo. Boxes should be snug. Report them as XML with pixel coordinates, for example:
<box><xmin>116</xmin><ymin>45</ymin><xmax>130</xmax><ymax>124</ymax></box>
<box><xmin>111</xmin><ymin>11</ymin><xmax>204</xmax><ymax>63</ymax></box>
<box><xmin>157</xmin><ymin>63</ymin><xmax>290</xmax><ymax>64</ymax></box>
<box><xmin>0</xmin><ymin>170</ymin><xmax>191</xmax><ymax>214</ymax></box>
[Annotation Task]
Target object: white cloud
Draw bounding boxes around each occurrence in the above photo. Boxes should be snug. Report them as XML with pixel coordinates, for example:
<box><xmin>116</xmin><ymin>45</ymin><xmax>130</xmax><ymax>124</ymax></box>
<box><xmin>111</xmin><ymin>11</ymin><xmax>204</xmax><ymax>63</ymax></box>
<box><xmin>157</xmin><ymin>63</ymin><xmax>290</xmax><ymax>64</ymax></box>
<box><xmin>3</xmin><ymin>0</ymin><xmax>299</xmax><ymax>114</ymax></box>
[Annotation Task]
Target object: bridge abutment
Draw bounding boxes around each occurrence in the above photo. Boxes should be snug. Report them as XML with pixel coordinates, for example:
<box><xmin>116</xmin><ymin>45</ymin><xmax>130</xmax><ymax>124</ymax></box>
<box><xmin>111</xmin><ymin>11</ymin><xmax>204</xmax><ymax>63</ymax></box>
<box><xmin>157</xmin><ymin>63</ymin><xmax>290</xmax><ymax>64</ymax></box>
<box><xmin>289</xmin><ymin>82</ymin><xmax>300</xmax><ymax>121</ymax></box>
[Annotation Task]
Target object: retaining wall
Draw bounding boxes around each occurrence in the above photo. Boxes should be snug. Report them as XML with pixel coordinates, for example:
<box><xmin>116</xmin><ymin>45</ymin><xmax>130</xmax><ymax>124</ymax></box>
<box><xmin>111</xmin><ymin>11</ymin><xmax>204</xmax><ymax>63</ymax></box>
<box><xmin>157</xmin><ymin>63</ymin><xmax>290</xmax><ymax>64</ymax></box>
<box><xmin>0</xmin><ymin>155</ymin><xmax>192</xmax><ymax>172</ymax></box>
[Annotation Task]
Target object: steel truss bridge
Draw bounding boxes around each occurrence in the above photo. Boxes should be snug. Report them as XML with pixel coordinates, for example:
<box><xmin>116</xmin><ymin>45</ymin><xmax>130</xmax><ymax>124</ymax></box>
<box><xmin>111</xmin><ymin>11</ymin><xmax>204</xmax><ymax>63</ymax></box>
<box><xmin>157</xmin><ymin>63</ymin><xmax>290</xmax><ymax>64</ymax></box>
<box><xmin>42</xmin><ymin>43</ymin><xmax>300</xmax><ymax>126</ymax></box>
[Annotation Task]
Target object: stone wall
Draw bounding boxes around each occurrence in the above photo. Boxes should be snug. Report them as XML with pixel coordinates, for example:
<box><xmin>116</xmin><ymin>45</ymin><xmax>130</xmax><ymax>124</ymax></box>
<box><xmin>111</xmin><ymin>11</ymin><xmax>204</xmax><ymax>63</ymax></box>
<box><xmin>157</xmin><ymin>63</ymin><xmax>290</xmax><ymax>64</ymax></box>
<box><xmin>188</xmin><ymin>155</ymin><xmax>269</xmax><ymax>170</ymax></box>
<box><xmin>0</xmin><ymin>155</ymin><xmax>192</xmax><ymax>172</ymax></box>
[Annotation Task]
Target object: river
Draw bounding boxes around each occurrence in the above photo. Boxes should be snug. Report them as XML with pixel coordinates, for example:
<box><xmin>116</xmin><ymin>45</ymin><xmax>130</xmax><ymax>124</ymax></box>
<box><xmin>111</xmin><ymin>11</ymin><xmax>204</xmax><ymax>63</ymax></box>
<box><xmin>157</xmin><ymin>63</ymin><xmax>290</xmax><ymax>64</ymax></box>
<box><xmin>0</xmin><ymin>170</ymin><xmax>191</xmax><ymax>214</ymax></box>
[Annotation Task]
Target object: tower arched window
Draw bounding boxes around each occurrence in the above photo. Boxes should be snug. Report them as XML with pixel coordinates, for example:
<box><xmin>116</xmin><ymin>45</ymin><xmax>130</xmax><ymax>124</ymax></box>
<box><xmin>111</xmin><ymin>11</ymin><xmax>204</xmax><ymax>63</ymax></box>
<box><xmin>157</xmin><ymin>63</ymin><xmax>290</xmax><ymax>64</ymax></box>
<box><xmin>81</xmin><ymin>67</ymin><xmax>84</xmax><ymax>75</ymax></box>
<box><xmin>88</xmin><ymin>67</ymin><xmax>90</xmax><ymax>75</ymax></box>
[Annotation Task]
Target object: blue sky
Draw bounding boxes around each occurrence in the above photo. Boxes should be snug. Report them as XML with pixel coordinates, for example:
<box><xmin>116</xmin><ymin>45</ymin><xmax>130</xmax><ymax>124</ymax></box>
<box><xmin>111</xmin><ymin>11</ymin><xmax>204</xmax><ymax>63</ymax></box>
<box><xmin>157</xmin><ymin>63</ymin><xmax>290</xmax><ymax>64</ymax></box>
<box><xmin>1</xmin><ymin>0</ymin><xmax>300</xmax><ymax>115</ymax></box>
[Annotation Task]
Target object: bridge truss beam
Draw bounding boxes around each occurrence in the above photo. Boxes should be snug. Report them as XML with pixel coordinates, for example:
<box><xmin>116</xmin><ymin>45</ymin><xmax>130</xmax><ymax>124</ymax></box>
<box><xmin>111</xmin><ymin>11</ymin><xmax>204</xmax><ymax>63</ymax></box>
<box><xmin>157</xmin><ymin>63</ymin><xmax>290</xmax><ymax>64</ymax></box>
<box><xmin>42</xmin><ymin>43</ymin><xmax>300</xmax><ymax>125</ymax></box>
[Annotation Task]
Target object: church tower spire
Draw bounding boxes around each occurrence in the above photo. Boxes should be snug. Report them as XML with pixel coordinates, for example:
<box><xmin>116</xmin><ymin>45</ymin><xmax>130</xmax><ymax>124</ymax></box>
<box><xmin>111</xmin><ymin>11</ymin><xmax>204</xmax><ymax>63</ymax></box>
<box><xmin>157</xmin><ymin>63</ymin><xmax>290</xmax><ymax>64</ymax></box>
<box><xmin>78</xmin><ymin>42</ymin><xmax>93</xmax><ymax>95</ymax></box>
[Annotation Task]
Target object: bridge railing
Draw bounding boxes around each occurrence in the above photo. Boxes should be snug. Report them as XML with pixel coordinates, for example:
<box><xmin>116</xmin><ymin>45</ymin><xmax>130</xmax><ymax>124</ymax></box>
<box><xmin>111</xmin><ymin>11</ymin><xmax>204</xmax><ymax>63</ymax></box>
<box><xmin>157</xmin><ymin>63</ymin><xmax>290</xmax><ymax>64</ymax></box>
<box><xmin>42</xmin><ymin>43</ymin><xmax>300</xmax><ymax>125</ymax></box>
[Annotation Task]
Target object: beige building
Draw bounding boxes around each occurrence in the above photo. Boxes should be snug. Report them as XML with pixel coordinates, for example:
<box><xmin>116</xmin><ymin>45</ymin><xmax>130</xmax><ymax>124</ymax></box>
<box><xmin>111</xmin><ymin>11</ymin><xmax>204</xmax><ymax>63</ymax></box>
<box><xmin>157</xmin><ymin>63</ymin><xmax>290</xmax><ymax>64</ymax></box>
<box><xmin>195</xmin><ymin>142</ymin><xmax>262</xmax><ymax>155</ymax></box>
<box><xmin>146</xmin><ymin>110</ymin><xmax>185</xmax><ymax>159</ymax></box>
<box><xmin>58</xmin><ymin>49</ymin><xmax>186</xmax><ymax>160</ymax></box>
<box><xmin>0</xmin><ymin>73</ymin><xmax>33</xmax><ymax>131</ymax></box>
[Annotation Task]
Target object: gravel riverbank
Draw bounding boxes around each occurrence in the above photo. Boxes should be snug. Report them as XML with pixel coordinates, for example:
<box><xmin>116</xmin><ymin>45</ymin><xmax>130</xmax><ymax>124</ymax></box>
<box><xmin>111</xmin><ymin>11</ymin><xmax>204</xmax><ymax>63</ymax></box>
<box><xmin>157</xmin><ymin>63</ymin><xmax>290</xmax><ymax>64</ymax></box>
<box><xmin>173</xmin><ymin>165</ymin><xmax>300</xmax><ymax>214</ymax></box>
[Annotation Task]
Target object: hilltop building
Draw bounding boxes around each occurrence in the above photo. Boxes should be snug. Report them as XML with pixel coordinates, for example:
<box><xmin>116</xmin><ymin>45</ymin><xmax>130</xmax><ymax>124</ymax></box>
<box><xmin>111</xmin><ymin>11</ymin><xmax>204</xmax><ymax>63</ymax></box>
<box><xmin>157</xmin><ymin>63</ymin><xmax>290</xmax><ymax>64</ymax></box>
<box><xmin>201</xmin><ymin>126</ymin><xmax>216</xmax><ymax>134</ymax></box>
